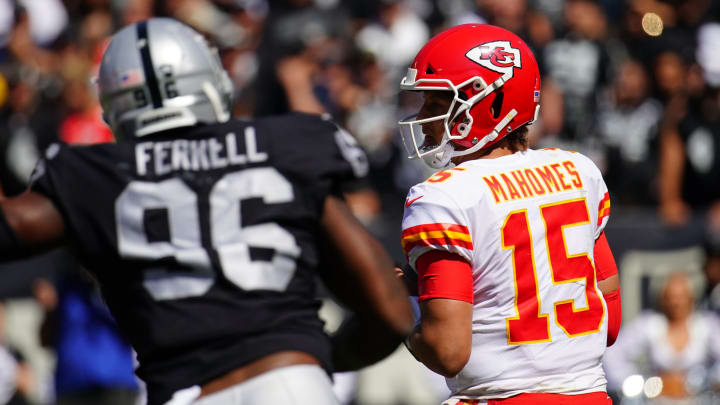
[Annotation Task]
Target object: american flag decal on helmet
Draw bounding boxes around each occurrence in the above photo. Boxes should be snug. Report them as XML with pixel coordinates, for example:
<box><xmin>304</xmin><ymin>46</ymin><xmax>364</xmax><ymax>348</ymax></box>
<box><xmin>120</xmin><ymin>69</ymin><xmax>144</xmax><ymax>86</ymax></box>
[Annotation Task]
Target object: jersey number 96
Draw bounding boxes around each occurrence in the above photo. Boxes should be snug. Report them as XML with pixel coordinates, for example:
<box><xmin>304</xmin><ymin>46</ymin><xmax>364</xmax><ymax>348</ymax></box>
<box><xmin>114</xmin><ymin>167</ymin><xmax>301</xmax><ymax>300</ymax></box>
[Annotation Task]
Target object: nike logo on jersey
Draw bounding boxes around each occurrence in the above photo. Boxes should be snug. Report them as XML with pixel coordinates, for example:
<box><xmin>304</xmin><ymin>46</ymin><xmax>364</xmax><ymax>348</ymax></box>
<box><xmin>405</xmin><ymin>195</ymin><xmax>424</xmax><ymax>207</ymax></box>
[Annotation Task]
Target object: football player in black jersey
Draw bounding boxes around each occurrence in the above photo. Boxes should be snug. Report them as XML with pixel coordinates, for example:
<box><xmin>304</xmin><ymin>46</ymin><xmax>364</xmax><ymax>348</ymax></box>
<box><xmin>0</xmin><ymin>18</ymin><xmax>413</xmax><ymax>405</ymax></box>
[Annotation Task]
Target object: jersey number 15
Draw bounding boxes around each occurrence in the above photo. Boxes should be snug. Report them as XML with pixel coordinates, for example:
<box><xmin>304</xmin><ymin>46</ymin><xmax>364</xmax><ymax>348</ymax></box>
<box><xmin>502</xmin><ymin>198</ymin><xmax>605</xmax><ymax>345</ymax></box>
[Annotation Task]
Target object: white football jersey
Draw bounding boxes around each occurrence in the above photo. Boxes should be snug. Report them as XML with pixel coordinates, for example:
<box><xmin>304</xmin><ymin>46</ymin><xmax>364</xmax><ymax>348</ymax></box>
<box><xmin>402</xmin><ymin>148</ymin><xmax>611</xmax><ymax>399</ymax></box>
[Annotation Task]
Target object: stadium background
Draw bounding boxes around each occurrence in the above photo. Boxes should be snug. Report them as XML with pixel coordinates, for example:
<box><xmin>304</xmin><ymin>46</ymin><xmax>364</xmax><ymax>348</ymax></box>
<box><xmin>0</xmin><ymin>0</ymin><xmax>719</xmax><ymax>404</ymax></box>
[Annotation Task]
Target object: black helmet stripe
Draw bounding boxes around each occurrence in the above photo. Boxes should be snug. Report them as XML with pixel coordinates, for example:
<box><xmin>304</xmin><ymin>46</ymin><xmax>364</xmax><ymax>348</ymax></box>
<box><xmin>137</xmin><ymin>21</ymin><xmax>163</xmax><ymax>108</ymax></box>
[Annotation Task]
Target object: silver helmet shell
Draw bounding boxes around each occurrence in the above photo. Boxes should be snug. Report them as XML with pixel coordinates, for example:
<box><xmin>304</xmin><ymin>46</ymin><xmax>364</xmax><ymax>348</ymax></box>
<box><xmin>97</xmin><ymin>18</ymin><xmax>233</xmax><ymax>140</ymax></box>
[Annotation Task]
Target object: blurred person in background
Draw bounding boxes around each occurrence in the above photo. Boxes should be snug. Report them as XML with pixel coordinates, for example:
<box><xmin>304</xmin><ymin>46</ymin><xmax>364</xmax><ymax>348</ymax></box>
<box><xmin>354</xmin><ymin>0</ymin><xmax>429</xmax><ymax>83</ymax></box>
<box><xmin>701</xmin><ymin>234</ymin><xmax>720</xmax><ymax>315</ymax></box>
<box><xmin>0</xmin><ymin>68</ymin><xmax>42</xmax><ymax>197</ymax></box>
<box><xmin>2</xmin><ymin>0</ymin><xmax>68</xmax><ymax>73</ymax></box>
<box><xmin>0</xmin><ymin>65</ymin><xmax>62</xmax><ymax>198</ymax></box>
<box><xmin>33</xmin><ymin>275</ymin><xmax>139</xmax><ymax>405</ymax></box>
<box><xmin>479</xmin><ymin>0</ymin><xmax>528</xmax><ymax>36</ymax></box>
<box><xmin>542</xmin><ymin>0</ymin><xmax>611</xmax><ymax>145</ymax></box>
<box><xmin>212</xmin><ymin>1</ymin><xmax>267</xmax><ymax>118</ymax></box>
<box><xmin>0</xmin><ymin>302</ymin><xmax>32</xmax><ymax>405</ymax></box>
<box><xmin>657</xmin><ymin>83</ymin><xmax>720</xmax><ymax>227</ymax></box>
<box><xmin>595</xmin><ymin>59</ymin><xmax>662</xmax><ymax>205</ymax></box>
<box><xmin>58</xmin><ymin>74</ymin><xmax>113</xmax><ymax>145</ymax></box>
<box><xmin>253</xmin><ymin>0</ymin><xmax>349</xmax><ymax>116</ymax></box>
<box><xmin>604</xmin><ymin>272</ymin><xmax>720</xmax><ymax>402</ymax></box>
<box><xmin>653</xmin><ymin>51</ymin><xmax>694</xmax><ymax>107</ymax></box>
<box><xmin>0</xmin><ymin>17</ymin><xmax>412</xmax><ymax>405</ymax></box>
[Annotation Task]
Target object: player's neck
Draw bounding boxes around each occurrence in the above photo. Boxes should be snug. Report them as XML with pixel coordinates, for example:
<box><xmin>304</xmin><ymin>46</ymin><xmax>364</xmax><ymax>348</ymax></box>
<box><xmin>452</xmin><ymin>144</ymin><xmax>517</xmax><ymax>165</ymax></box>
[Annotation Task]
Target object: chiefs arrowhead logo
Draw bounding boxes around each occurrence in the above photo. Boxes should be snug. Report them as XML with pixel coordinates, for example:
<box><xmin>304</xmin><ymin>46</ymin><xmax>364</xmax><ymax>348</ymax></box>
<box><xmin>466</xmin><ymin>41</ymin><xmax>521</xmax><ymax>78</ymax></box>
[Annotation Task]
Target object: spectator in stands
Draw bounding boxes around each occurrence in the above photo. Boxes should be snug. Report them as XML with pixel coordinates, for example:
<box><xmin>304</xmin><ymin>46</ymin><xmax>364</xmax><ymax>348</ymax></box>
<box><xmin>596</xmin><ymin>59</ymin><xmax>662</xmax><ymax>204</ymax></box>
<box><xmin>542</xmin><ymin>0</ymin><xmax>610</xmax><ymax>142</ymax></box>
<box><xmin>658</xmin><ymin>84</ymin><xmax>720</xmax><ymax>227</ymax></box>
<box><xmin>701</xmin><ymin>230</ymin><xmax>720</xmax><ymax>314</ymax></box>
<box><xmin>0</xmin><ymin>302</ymin><xmax>32</xmax><ymax>405</ymax></box>
<box><xmin>604</xmin><ymin>272</ymin><xmax>720</xmax><ymax>401</ymax></box>
<box><xmin>58</xmin><ymin>75</ymin><xmax>113</xmax><ymax>145</ymax></box>
<box><xmin>34</xmin><ymin>275</ymin><xmax>139</xmax><ymax>405</ymax></box>
<box><xmin>354</xmin><ymin>0</ymin><xmax>428</xmax><ymax>83</ymax></box>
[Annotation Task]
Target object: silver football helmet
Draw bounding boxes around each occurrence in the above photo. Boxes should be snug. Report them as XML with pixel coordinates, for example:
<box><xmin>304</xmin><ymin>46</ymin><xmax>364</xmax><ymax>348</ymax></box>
<box><xmin>97</xmin><ymin>18</ymin><xmax>233</xmax><ymax>140</ymax></box>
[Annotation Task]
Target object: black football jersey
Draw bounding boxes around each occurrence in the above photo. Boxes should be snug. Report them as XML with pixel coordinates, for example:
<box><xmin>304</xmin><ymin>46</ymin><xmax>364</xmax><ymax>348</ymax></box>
<box><xmin>30</xmin><ymin>113</ymin><xmax>369</xmax><ymax>405</ymax></box>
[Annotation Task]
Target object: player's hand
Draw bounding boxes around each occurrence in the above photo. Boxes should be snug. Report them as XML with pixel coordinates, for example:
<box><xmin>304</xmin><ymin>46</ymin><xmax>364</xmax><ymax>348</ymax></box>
<box><xmin>396</xmin><ymin>264</ymin><xmax>418</xmax><ymax>296</ymax></box>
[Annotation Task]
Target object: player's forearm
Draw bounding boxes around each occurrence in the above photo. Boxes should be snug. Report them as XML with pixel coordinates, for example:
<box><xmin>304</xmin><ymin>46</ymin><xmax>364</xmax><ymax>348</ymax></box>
<box><xmin>320</xmin><ymin>196</ymin><xmax>414</xmax><ymax>336</ymax></box>
<box><xmin>0</xmin><ymin>193</ymin><xmax>65</xmax><ymax>261</ymax></box>
<box><xmin>320</xmin><ymin>196</ymin><xmax>413</xmax><ymax>370</ymax></box>
<box><xmin>597</xmin><ymin>274</ymin><xmax>619</xmax><ymax>295</ymax></box>
<box><xmin>408</xmin><ymin>321</ymin><xmax>470</xmax><ymax>378</ymax></box>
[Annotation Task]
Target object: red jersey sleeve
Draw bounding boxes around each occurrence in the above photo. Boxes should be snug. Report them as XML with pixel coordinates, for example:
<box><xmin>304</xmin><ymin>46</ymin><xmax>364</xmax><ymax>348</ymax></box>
<box><xmin>594</xmin><ymin>232</ymin><xmax>618</xmax><ymax>281</ymax></box>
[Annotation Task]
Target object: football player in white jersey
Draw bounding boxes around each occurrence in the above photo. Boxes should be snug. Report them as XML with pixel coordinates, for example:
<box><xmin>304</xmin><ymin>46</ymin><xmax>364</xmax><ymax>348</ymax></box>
<box><xmin>398</xmin><ymin>24</ymin><xmax>622</xmax><ymax>405</ymax></box>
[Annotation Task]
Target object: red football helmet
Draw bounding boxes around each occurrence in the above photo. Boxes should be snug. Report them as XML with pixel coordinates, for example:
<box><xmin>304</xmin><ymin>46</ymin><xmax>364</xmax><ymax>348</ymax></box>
<box><xmin>398</xmin><ymin>24</ymin><xmax>541</xmax><ymax>168</ymax></box>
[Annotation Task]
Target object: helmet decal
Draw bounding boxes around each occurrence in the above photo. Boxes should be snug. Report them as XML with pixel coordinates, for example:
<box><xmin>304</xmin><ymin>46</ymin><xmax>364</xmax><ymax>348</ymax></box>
<box><xmin>120</xmin><ymin>69</ymin><xmax>144</xmax><ymax>86</ymax></box>
<box><xmin>466</xmin><ymin>41</ymin><xmax>521</xmax><ymax>77</ymax></box>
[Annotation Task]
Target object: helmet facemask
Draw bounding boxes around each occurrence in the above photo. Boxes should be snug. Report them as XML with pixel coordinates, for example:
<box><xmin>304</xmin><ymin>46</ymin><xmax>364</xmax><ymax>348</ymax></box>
<box><xmin>398</xmin><ymin>73</ymin><xmax>516</xmax><ymax>169</ymax></box>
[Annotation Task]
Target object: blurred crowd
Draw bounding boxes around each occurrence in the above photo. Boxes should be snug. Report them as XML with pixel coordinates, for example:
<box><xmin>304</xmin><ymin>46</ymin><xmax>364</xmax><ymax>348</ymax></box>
<box><xmin>1</xmin><ymin>0</ymin><xmax>720</xmax><ymax>404</ymax></box>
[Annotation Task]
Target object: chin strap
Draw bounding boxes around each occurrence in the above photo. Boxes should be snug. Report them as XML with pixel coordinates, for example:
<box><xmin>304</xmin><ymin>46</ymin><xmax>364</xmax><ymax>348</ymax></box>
<box><xmin>203</xmin><ymin>81</ymin><xmax>230</xmax><ymax>123</ymax></box>
<box><xmin>451</xmin><ymin>109</ymin><xmax>518</xmax><ymax>158</ymax></box>
<box><xmin>422</xmin><ymin>142</ymin><xmax>455</xmax><ymax>169</ymax></box>
<box><xmin>418</xmin><ymin>107</ymin><xmax>518</xmax><ymax>169</ymax></box>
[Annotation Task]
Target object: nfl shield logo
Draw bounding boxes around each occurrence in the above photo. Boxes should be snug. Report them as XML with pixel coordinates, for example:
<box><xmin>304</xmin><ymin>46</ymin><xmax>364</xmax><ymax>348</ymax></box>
<box><xmin>533</xmin><ymin>90</ymin><xmax>540</xmax><ymax>102</ymax></box>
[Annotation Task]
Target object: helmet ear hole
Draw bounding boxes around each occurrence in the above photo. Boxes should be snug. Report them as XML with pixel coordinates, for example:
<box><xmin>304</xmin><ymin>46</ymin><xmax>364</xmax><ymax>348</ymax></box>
<box><xmin>490</xmin><ymin>91</ymin><xmax>504</xmax><ymax>119</ymax></box>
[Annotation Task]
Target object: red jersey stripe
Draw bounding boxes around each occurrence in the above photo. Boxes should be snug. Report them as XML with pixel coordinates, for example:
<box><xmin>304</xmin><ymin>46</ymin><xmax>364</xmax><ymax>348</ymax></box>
<box><xmin>597</xmin><ymin>192</ymin><xmax>610</xmax><ymax>225</ymax></box>
<box><xmin>402</xmin><ymin>222</ymin><xmax>470</xmax><ymax>238</ymax></box>
<box><xmin>402</xmin><ymin>235</ymin><xmax>474</xmax><ymax>255</ymax></box>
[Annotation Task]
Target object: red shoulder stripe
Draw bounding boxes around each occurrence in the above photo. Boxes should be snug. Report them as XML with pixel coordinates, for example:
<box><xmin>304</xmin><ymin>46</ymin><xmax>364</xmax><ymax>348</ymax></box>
<box><xmin>401</xmin><ymin>223</ymin><xmax>473</xmax><ymax>256</ymax></box>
